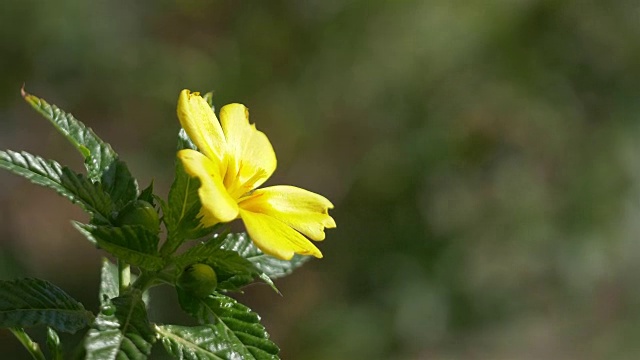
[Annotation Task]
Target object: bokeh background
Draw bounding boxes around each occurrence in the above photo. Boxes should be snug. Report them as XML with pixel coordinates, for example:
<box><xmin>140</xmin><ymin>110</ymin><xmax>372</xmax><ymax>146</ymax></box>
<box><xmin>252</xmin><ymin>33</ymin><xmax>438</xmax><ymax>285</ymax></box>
<box><xmin>2</xmin><ymin>1</ymin><xmax>640</xmax><ymax>359</ymax></box>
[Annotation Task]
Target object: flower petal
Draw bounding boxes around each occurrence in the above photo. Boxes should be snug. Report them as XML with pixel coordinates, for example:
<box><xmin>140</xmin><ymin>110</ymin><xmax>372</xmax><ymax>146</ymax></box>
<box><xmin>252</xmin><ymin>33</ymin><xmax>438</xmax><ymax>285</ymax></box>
<box><xmin>239</xmin><ymin>185</ymin><xmax>336</xmax><ymax>241</ymax></box>
<box><xmin>177</xmin><ymin>89</ymin><xmax>227</xmax><ymax>175</ymax></box>
<box><xmin>219</xmin><ymin>103</ymin><xmax>276</xmax><ymax>191</ymax></box>
<box><xmin>178</xmin><ymin>149</ymin><xmax>238</xmax><ymax>226</ymax></box>
<box><xmin>239</xmin><ymin>209</ymin><xmax>322</xmax><ymax>260</ymax></box>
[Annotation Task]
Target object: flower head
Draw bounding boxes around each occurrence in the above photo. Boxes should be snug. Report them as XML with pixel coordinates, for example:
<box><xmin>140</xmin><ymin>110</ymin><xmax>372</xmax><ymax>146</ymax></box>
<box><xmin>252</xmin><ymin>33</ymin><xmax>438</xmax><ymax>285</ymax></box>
<box><xmin>176</xmin><ymin>89</ymin><xmax>336</xmax><ymax>260</ymax></box>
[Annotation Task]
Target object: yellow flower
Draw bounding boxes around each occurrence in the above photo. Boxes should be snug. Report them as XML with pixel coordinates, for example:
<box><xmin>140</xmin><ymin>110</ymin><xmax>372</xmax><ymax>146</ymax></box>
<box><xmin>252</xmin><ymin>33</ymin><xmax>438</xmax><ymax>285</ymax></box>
<box><xmin>176</xmin><ymin>89</ymin><xmax>336</xmax><ymax>260</ymax></box>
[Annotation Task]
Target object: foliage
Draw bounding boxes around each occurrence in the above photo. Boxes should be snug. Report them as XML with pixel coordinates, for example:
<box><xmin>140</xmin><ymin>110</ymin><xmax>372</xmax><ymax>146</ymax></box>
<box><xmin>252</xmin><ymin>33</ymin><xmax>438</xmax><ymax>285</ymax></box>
<box><xmin>5</xmin><ymin>2</ymin><xmax>640</xmax><ymax>358</ymax></box>
<box><xmin>0</xmin><ymin>91</ymin><xmax>312</xmax><ymax>359</ymax></box>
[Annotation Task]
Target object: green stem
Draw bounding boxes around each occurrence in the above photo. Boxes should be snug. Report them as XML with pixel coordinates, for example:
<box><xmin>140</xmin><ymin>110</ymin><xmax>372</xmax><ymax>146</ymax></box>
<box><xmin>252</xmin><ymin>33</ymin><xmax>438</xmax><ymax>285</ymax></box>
<box><xmin>159</xmin><ymin>234</ymin><xmax>180</xmax><ymax>257</ymax></box>
<box><xmin>155</xmin><ymin>270</ymin><xmax>177</xmax><ymax>285</ymax></box>
<box><xmin>132</xmin><ymin>269</ymin><xmax>176</xmax><ymax>292</ymax></box>
<box><xmin>10</xmin><ymin>328</ymin><xmax>46</xmax><ymax>360</ymax></box>
<box><xmin>159</xmin><ymin>223</ymin><xmax>225</xmax><ymax>257</ymax></box>
<box><xmin>46</xmin><ymin>328</ymin><xmax>63</xmax><ymax>360</ymax></box>
<box><xmin>118</xmin><ymin>260</ymin><xmax>131</xmax><ymax>294</ymax></box>
<box><xmin>131</xmin><ymin>271</ymin><xmax>156</xmax><ymax>292</ymax></box>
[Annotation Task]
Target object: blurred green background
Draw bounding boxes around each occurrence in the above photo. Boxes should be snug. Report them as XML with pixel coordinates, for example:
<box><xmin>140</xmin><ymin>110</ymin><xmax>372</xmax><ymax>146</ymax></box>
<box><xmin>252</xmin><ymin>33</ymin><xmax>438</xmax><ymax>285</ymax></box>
<box><xmin>2</xmin><ymin>1</ymin><xmax>640</xmax><ymax>359</ymax></box>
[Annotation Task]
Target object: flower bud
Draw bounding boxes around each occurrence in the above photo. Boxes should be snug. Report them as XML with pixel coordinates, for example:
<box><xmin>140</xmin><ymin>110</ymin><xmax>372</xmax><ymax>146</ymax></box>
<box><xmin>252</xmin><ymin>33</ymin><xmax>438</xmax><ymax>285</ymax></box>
<box><xmin>116</xmin><ymin>200</ymin><xmax>160</xmax><ymax>231</ymax></box>
<box><xmin>100</xmin><ymin>303</ymin><xmax>116</xmax><ymax>316</ymax></box>
<box><xmin>178</xmin><ymin>263</ymin><xmax>217</xmax><ymax>298</ymax></box>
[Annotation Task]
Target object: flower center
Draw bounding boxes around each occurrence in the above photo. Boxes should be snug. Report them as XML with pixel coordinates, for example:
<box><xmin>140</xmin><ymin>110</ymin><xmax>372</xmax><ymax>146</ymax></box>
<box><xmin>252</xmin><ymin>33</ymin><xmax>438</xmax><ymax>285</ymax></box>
<box><xmin>223</xmin><ymin>160</ymin><xmax>267</xmax><ymax>200</ymax></box>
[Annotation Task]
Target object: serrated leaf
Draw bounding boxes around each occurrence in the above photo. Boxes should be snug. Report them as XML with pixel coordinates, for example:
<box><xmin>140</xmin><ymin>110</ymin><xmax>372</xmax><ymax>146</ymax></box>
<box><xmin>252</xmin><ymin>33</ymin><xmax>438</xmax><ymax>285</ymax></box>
<box><xmin>0</xmin><ymin>150</ymin><xmax>112</xmax><ymax>223</ymax></box>
<box><xmin>202</xmin><ymin>92</ymin><xmax>215</xmax><ymax>109</ymax></box>
<box><xmin>79</xmin><ymin>224</ymin><xmax>158</xmax><ymax>255</ymax></box>
<box><xmin>173</xmin><ymin>239</ymin><xmax>265</xmax><ymax>292</ymax></box>
<box><xmin>165</xmin><ymin>162</ymin><xmax>210</xmax><ymax>241</ymax></box>
<box><xmin>177</xmin><ymin>292</ymin><xmax>279</xmax><ymax>360</ymax></box>
<box><xmin>157</xmin><ymin>324</ymin><xmax>270</xmax><ymax>360</ymax></box>
<box><xmin>100</xmin><ymin>258</ymin><xmax>119</xmax><ymax>305</ymax></box>
<box><xmin>178</xmin><ymin>128</ymin><xmax>197</xmax><ymax>151</ymax></box>
<box><xmin>22</xmin><ymin>90</ymin><xmax>117</xmax><ymax>182</ymax></box>
<box><xmin>209</xmin><ymin>255</ymin><xmax>264</xmax><ymax>292</ymax></box>
<box><xmin>0</xmin><ymin>278</ymin><xmax>93</xmax><ymax>333</ymax></box>
<box><xmin>75</xmin><ymin>223</ymin><xmax>163</xmax><ymax>271</ymax></box>
<box><xmin>98</xmin><ymin>258</ymin><xmax>150</xmax><ymax>314</ymax></box>
<box><xmin>221</xmin><ymin>233</ymin><xmax>310</xmax><ymax>279</ymax></box>
<box><xmin>174</xmin><ymin>241</ymin><xmax>258</xmax><ymax>274</ymax></box>
<box><xmin>85</xmin><ymin>291</ymin><xmax>155</xmax><ymax>360</ymax></box>
<box><xmin>101</xmin><ymin>159</ymin><xmax>139</xmax><ymax>210</ymax></box>
<box><xmin>162</xmin><ymin>129</ymin><xmax>214</xmax><ymax>251</ymax></box>
<box><xmin>60</xmin><ymin>167</ymin><xmax>113</xmax><ymax>223</ymax></box>
<box><xmin>156</xmin><ymin>324</ymin><xmax>226</xmax><ymax>360</ymax></box>
<box><xmin>163</xmin><ymin>140</ymin><xmax>215</xmax><ymax>253</ymax></box>
<box><xmin>47</xmin><ymin>327</ymin><xmax>63</xmax><ymax>360</ymax></box>
<box><xmin>138</xmin><ymin>181</ymin><xmax>155</xmax><ymax>206</ymax></box>
<box><xmin>84</xmin><ymin>314</ymin><xmax>122</xmax><ymax>360</ymax></box>
<box><xmin>22</xmin><ymin>90</ymin><xmax>139</xmax><ymax>207</ymax></box>
<box><xmin>0</xmin><ymin>150</ymin><xmax>64</xmax><ymax>190</ymax></box>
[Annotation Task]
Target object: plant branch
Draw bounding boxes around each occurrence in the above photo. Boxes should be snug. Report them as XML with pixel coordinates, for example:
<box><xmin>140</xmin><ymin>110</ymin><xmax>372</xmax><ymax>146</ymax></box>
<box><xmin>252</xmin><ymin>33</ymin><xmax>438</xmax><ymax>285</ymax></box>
<box><xmin>10</xmin><ymin>328</ymin><xmax>46</xmax><ymax>360</ymax></box>
<box><xmin>131</xmin><ymin>268</ymin><xmax>176</xmax><ymax>292</ymax></box>
<box><xmin>118</xmin><ymin>260</ymin><xmax>131</xmax><ymax>294</ymax></box>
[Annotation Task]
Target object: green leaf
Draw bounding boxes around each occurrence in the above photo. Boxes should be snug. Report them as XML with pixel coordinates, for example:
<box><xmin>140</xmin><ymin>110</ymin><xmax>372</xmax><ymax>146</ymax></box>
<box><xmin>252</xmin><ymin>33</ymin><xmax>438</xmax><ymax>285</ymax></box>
<box><xmin>0</xmin><ymin>150</ymin><xmax>113</xmax><ymax>223</ymax></box>
<box><xmin>138</xmin><ymin>181</ymin><xmax>155</xmax><ymax>206</ymax></box>
<box><xmin>173</xmin><ymin>238</ymin><xmax>265</xmax><ymax>292</ymax></box>
<box><xmin>156</xmin><ymin>324</ymin><xmax>224</xmax><ymax>360</ymax></box>
<box><xmin>99</xmin><ymin>258</ymin><xmax>149</xmax><ymax>308</ymax></box>
<box><xmin>162</xmin><ymin>129</ymin><xmax>215</xmax><ymax>254</ymax></box>
<box><xmin>74</xmin><ymin>223</ymin><xmax>163</xmax><ymax>271</ymax></box>
<box><xmin>46</xmin><ymin>327</ymin><xmax>64</xmax><ymax>360</ymax></box>
<box><xmin>174</xmin><ymin>241</ymin><xmax>258</xmax><ymax>274</ymax></box>
<box><xmin>84</xmin><ymin>291</ymin><xmax>155</xmax><ymax>360</ymax></box>
<box><xmin>164</xmin><ymin>168</ymin><xmax>215</xmax><ymax>258</ymax></box>
<box><xmin>157</xmin><ymin>323</ymin><xmax>276</xmax><ymax>360</ymax></box>
<box><xmin>22</xmin><ymin>90</ymin><xmax>139</xmax><ymax>207</ymax></box>
<box><xmin>177</xmin><ymin>292</ymin><xmax>280</xmax><ymax>360</ymax></box>
<box><xmin>202</xmin><ymin>92</ymin><xmax>215</xmax><ymax>109</ymax></box>
<box><xmin>101</xmin><ymin>160</ymin><xmax>139</xmax><ymax>210</ymax></box>
<box><xmin>22</xmin><ymin>90</ymin><xmax>116</xmax><ymax>182</ymax></box>
<box><xmin>207</xmin><ymin>252</ymin><xmax>264</xmax><ymax>292</ymax></box>
<box><xmin>99</xmin><ymin>258</ymin><xmax>119</xmax><ymax>305</ymax></box>
<box><xmin>60</xmin><ymin>168</ymin><xmax>113</xmax><ymax>223</ymax></box>
<box><xmin>0</xmin><ymin>278</ymin><xmax>93</xmax><ymax>333</ymax></box>
<box><xmin>221</xmin><ymin>233</ymin><xmax>310</xmax><ymax>279</ymax></box>
<box><xmin>178</xmin><ymin>128</ymin><xmax>197</xmax><ymax>151</ymax></box>
<box><xmin>79</xmin><ymin>224</ymin><xmax>158</xmax><ymax>255</ymax></box>
<box><xmin>170</xmin><ymin>235</ymin><xmax>224</xmax><ymax>267</ymax></box>
<box><xmin>0</xmin><ymin>150</ymin><xmax>64</xmax><ymax>191</ymax></box>
<box><xmin>165</xmin><ymin>162</ymin><xmax>211</xmax><ymax>241</ymax></box>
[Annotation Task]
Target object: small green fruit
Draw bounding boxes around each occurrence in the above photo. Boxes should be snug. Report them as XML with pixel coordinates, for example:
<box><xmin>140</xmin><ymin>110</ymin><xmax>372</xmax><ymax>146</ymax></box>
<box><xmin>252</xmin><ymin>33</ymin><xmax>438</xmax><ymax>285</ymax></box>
<box><xmin>178</xmin><ymin>263</ymin><xmax>218</xmax><ymax>298</ymax></box>
<box><xmin>116</xmin><ymin>200</ymin><xmax>159</xmax><ymax>231</ymax></box>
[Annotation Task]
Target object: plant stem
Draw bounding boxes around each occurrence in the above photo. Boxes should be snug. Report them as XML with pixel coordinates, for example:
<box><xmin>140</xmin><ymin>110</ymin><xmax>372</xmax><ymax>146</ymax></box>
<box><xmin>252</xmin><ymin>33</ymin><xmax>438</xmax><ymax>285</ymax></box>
<box><xmin>118</xmin><ymin>260</ymin><xmax>131</xmax><ymax>294</ymax></box>
<box><xmin>131</xmin><ymin>271</ymin><xmax>155</xmax><ymax>292</ymax></box>
<box><xmin>46</xmin><ymin>327</ymin><xmax>63</xmax><ymax>360</ymax></box>
<box><xmin>159</xmin><ymin>234</ymin><xmax>180</xmax><ymax>257</ymax></box>
<box><xmin>10</xmin><ymin>328</ymin><xmax>46</xmax><ymax>360</ymax></box>
<box><xmin>159</xmin><ymin>223</ymin><xmax>225</xmax><ymax>257</ymax></box>
<box><xmin>132</xmin><ymin>269</ymin><xmax>176</xmax><ymax>292</ymax></box>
